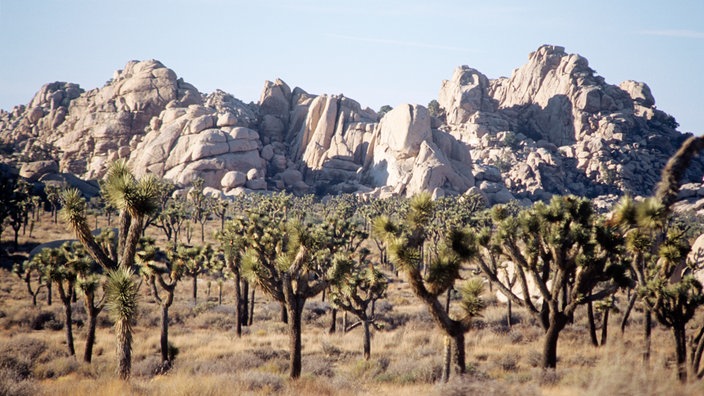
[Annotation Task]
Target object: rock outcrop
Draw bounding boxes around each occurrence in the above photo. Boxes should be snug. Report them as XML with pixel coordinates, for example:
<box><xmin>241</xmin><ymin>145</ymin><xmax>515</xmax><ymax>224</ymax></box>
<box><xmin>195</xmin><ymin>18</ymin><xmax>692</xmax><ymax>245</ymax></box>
<box><xmin>1</xmin><ymin>45</ymin><xmax>701</xmax><ymax>205</ymax></box>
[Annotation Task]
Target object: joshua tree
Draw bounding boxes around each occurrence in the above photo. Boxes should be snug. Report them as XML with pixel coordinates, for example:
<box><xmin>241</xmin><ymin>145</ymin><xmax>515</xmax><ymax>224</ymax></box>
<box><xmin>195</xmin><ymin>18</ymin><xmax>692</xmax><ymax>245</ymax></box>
<box><xmin>179</xmin><ymin>244</ymin><xmax>214</xmax><ymax>305</ymax></box>
<box><xmin>76</xmin><ymin>269</ymin><xmax>104</xmax><ymax>363</ymax></box>
<box><xmin>105</xmin><ymin>267</ymin><xmax>139</xmax><ymax>380</ymax></box>
<box><xmin>240</xmin><ymin>197</ymin><xmax>354</xmax><ymax>379</ymax></box>
<box><xmin>37</xmin><ymin>245</ymin><xmax>77</xmax><ymax>356</ymax></box>
<box><xmin>14</xmin><ymin>257</ymin><xmax>46</xmax><ymax>306</ymax></box>
<box><xmin>218</xmin><ymin>220</ymin><xmax>246</xmax><ymax>336</ymax></box>
<box><xmin>328</xmin><ymin>249</ymin><xmax>388</xmax><ymax>360</ymax></box>
<box><xmin>60</xmin><ymin>160</ymin><xmax>160</xmax><ymax>379</ymax></box>
<box><xmin>139</xmin><ymin>242</ymin><xmax>181</xmax><ymax>370</ymax></box>
<box><xmin>374</xmin><ymin>193</ymin><xmax>486</xmax><ymax>381</ymax></box>
<box><xmin>476</xmin><ymin>196</ymin><xmax>626</xmax><ymax>369</ymax></box>
<box><xmin>612</xmin><ymin>136</ymin><xmax>704</xmax><ymax>381</ymax></box>
<box><xmin>188</xmin><ymin>178</ymin><xmax>212</xmax><ymax>243</ymax></box>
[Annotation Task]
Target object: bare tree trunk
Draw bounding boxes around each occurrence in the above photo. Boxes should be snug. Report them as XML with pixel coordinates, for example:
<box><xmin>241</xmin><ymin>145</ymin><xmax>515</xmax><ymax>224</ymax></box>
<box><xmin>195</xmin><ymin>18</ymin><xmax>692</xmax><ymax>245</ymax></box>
<box><xmin>643</xmin><ymin>309</ymin><xmax>652</xmax><ymax>363</ymax></box>
<box><xmin>288</xmin><ymin>302</ymin><xmax>303</xmax><ymax>379</ymax></box>
<box><xmin>542</xmin><ymin>315</ymin><xmax>567</xmax><ymax>369</ymax></box>
<box><xmin>621</xmin><ymin>292</ymin><xmax>637</xmax><ymax>334</ymax></box>
<box><xmin>192</xmin><ymin>275</ymin><xmax>197</xmax><ymax>305</ymax></box>
<box><xmin>452</xmin><ymin>331</ymin><xmax>466</xmax><ymax>375</ymax></box>
<box><xmin>83</xmin><ymin>306</ymin><xmax>98</xmax><ymax>363</ymax></box>
<box><xmin>160</xmin><ymin>304</ymin><xmax>170</xmax><ymax>364</ymax></box>
<box><xmin>587</xmin><ymin>300</ymin><xmax>599</xmax><ymax>347</ymax></box>
<box><xmin>600</xmin><ymin>305</ymin><xmax>610</xmax><ymax>346</ymax></box>
<box><xmin>674</xmin><ymin>321</ymin><xmax>688</xmax><ymax>382</ymax></box>
<box><xmin>329</xmin><ymin>308</ymin><xmax>337</xmax><ymax>334</ymax></box>
<box><xmin>234</xmin><ymin>272</ymin><xmax>242</xmax><ymax>337</ymax></box>
<box><xmin>241</xmin><ymin>280</ymin><xmax>249</xmax><ymax>326</ymax></box>
<box><xmin>363</xmin><ymin>320</ymin><xmax>371</xmax><ymax>360</ymax></box>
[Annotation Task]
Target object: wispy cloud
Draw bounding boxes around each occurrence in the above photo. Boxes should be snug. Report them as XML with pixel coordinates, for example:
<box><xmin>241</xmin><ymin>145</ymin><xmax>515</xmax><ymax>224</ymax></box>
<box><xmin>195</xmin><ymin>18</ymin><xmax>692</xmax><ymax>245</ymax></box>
<box><xmin>639</xmin><ymin>29</ymin><xmax>704</xmax><ymax>39</ymax></box>
<box><xmin>326</xmin><ymin>33</ymin><xmax>475</xmax><ymax>52</ymax></box>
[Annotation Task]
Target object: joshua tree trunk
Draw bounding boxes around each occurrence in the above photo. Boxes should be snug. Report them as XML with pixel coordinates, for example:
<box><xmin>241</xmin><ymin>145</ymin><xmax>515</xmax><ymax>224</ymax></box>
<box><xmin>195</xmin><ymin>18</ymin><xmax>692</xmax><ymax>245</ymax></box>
<box><xmin>287</xmin><ymin>300</ymin><xmax>303</xmax><ymax>379</ymax></box>
<box><xmin>241</xmin><ymin>280</ymin><xmax>249</xmax><ymax>326</ymax></box>
<box><xmin>643</xmin><ymin>310</ymin><xmax>652</xmax><ymax>363</ymax></box>
<box><xmin>84</xmin><ymin>307</ymin><xmax>98</xmax><ymax>363</ymax></box>
<box><xmin>363</xmin><ymin>319</ymin><xmax>371</xmax><ymax>360</ymax></box>
<box><xmin>621</xmin><ymin>293</ymin><xmax>637</xmax><ymax>334</ymax></box>
<box><xmin>57</xmin><ymin>283</ymin><xmax>75</xmax><ymax>356</ymax></box>
<box><xmin>587</xmin><ymin>300</ymin><xmax>599</xmax><ymax>347</ymax></box>
<box><xmin>674</xmin><ymin>321</ymin><xmax>688</xmax><ymax>382</ymax></box>
<box><xmin>452</xmin><ymin>331</ymin><xmax>466</xmax><ymax>375</ymax></box>
<box><xmin>116</xmin><ymin>319</ymin><xmax>132</xmax><ymax>380</ymax></box>
<box><xmin>160</xmin><ymin>304</ymin><xmax>170</xmax><ymax>364</ymax></box>
<box><xmin>46</xmin><ymin>282</ymin><xmax>52</xmax><ymax>306</ymax></box>
<box><xmin>329</xmin><ymin>309</ymin><xmax>337</xmax><ymax>334</ymax></box>
<box><xmin>233</xmin><ymin>272</ymin><xmax>242</xmax><ymax>337</ymax></box>
<box><xmin>543</xmin><ymin>314</ymin><xmax>567</xmax><ymax>369</ymax></box>
<box><xmin>600</xmin><ymin>305</ymin><xmax>610</xmax><ymax>346</ymax></box>
<box><xmin>192</xmin><ymin>275</ymin><xmax>197</xmax><ymax>305</ymax></box>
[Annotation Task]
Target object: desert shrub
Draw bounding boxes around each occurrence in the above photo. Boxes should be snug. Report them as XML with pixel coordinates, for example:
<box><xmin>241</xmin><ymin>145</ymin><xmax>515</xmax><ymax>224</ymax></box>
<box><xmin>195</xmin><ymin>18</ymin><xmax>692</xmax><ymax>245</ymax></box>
<box><xmin>321</xmin><ymin>341</ymin><xmax>342</xmax><ymax>358</ymax></box>
<box><xmin>303</xmin><ymin>355</ymin><xmax>335</xmax><ymax>378</ymax></box>
<box><xmin>0</xmin><ymin>368</ymin><xmax>37</xmax><ymax>396</ymax></box>
<box><xmin>29</xmin><ymin>311</ymin><xmax>62</xmax><ymax>331</ymax></box>
<box><xmin>191</xmin><ymin>311</ymin><xmax>231</xmax><ymax>331</ymax></box>
<box><xmin>497</xmin><ymin>354</ymin><xmax>518</xmax><ymax>372</ymax></box>
<box><xmin>350</xmin><ymin>356</ymin><xmax>389</xmax><ymax>380</ymax></box>
<box><xmin>0</xmin><ymin>354</ymin><xmax>31</xmax><ymax>381</ymax></box>
<box><xmin>526</xmin><ymin>350</ymin><xmax>543</xmax><ymax>368</ymax></box>
<box><xmin>434</xmin><ymin>374</ymin><xmax>540</xmax><ymax>396</ymax></box>
<box><xmin>132</xmin><ymin>355</ymin><xmax>163</xmax><ymax>378</ymax></box>
<box><xmin>237</xmin><ymin>370</ymin><xmax>284</xmax><ymax>393</ymax></box>
<box><xmin>33</xmin><ymin>356</ymin><xmax>80</xmax><ymax>379</ymax></box>
<box><xmin>379</xmin><ymin>355</ymin><xmax>441</xmax><ymax>384</ymax></box>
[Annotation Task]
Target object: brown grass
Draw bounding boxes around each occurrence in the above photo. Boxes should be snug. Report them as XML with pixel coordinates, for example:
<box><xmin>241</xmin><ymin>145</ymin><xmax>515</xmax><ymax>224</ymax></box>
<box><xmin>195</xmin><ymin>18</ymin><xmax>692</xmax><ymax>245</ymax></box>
<box><xmin>1</xmin><ymin>212</ymin><xmax>704</xmax><ymax>395</ymax></box>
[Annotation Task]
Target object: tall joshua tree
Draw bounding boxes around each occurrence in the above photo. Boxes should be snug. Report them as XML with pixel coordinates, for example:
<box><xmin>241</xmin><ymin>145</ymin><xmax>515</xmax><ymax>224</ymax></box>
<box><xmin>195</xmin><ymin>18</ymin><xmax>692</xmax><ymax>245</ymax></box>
<box><xmin>612</xmin><ymin>136</ymin><xmax>704</xmax><ymax>381</ymax></box>
<box><xmin>240</xmin><ymin>205</ymin><xmax>353</xmax><ymax>379</ymax></box>
<box><xmin>61</xmin><ymin>160</ymin><xmax>159</xmax><ymax>379</ymax></box>
<box><xmin>374</xmin><ymin>193</ymin><xmax>486</xmax><ymax>381</ymax></box>
<box><xmin>476</xmin><ymin>196</ymin><xmax>626</xmax><ymax>369</ymax></box>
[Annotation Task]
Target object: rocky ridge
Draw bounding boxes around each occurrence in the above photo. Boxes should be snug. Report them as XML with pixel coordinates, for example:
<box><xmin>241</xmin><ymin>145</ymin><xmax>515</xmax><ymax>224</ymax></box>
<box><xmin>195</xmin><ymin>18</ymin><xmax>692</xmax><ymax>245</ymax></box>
<box><xmin>1</xmin><ymin>45</ymin><xmax>702</xmax><ymax>208</ymax></box>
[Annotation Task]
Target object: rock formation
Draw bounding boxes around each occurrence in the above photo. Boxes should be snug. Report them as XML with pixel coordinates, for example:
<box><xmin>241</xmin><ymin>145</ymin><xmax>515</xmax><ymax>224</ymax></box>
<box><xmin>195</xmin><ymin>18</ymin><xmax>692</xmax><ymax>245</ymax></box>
<box><xmin>1</xmin><ymin>45</ymin><xmax>702</xmax><ymax>205</ymax></box>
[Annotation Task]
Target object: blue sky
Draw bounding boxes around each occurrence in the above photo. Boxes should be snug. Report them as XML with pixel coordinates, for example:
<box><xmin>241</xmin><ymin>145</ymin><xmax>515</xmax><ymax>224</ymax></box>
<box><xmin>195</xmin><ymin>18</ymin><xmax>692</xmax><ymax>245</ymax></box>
<box><xmin>1</xmin><ymin>0</ymin><xmax>702</xmax><ymax>134</ymax></box>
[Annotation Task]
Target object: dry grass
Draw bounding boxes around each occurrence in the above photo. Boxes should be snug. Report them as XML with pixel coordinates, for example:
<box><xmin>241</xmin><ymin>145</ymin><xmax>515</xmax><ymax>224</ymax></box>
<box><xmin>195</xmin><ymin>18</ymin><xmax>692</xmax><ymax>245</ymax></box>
<box><xmin>2</xmin><ymin>212</ymin><xmax>704</xmax><ymax>395</ymax></box>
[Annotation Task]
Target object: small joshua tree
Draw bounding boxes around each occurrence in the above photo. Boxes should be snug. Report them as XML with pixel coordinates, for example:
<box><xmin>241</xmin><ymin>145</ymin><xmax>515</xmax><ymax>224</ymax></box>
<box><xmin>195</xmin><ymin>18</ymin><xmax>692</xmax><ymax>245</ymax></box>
<box><xmin>328</xmin><ymin>249</ymin><xmax>388</xmax><ymax>360</ymax></box>
<box><xmin>374</xmin><ymin>193</ymin><xmax>486</xmax><ymax>381</ymax></box>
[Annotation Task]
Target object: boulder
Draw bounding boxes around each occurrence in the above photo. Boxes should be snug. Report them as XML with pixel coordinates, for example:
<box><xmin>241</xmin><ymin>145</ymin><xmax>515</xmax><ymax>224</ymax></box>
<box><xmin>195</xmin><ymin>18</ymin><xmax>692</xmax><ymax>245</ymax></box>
<box><xmin>20</xmin><ymin>160</ymin><xmax>59</xmax><ymax>182</ymax></box>
<box><xmin>221</xmin><ymin>171</ymin><xmax>246</xmax><ymax>189</ymax></box>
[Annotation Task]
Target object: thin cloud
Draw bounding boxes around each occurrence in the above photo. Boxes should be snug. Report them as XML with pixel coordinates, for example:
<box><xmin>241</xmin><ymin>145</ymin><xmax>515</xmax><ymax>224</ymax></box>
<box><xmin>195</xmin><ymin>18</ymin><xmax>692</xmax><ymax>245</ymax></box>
<box><xmin>326</xmin><ymin>33</ymin><xmax>475</xmax><ymax>52</ymax></box>
<box><xmin>639</xmin><ymin>29</ymin><xmax>704</xmax><ymax>39</ymax></box>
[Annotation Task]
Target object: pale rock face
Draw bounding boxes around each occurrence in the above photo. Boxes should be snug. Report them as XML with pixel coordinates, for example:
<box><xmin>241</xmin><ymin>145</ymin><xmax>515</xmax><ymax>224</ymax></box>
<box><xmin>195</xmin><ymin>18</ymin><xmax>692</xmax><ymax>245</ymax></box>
<box><xmin>42</xmin><ymin>60</ymin><xmax>204</xmax><ymax>178</ymax></box>
<box><xmin>365</xmin><ymin>104</ymin><xmax>474</xmax><ymax>196</ymax></box>
<box><xmin>378</xmin><ymin>104</ymin><xmax>432</xmax><ymax>159</ymax></box>
<box><xmin>221</xmin><ymin>171</ymin><xmax>247</xmax><ymax>189</ymax></box>
<box><xmin>128</xmin><ymin>94</ymin><xmax>265</xmax><ymax>190</ymax></box>
<box><xmin>438</xmin><ymin>66</ymin><xmax>495</xmax><ymax>125</ymax></box>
